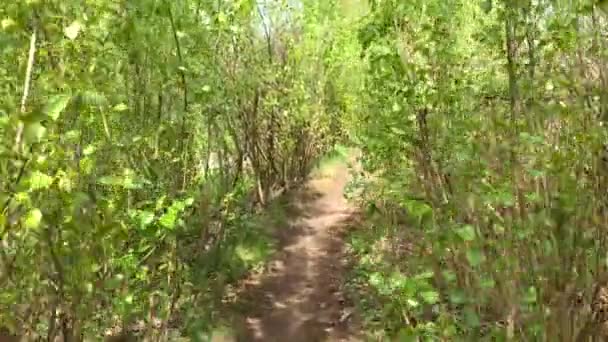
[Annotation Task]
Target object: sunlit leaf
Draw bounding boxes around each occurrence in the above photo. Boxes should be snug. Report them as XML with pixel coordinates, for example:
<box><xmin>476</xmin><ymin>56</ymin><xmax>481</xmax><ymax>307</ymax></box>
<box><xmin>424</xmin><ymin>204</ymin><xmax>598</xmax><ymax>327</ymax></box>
<box><xmin>156</xmin><ymin>195</ymin><xmax>167</xmax><ymax>211</ymax></box>
<box><xmin>83</xmin><ymin>145</ymin><xmax>96</xmax><ymax>155</ymax></box>
<box><xmin>456</xmin><ymin>225</ymin><xmax>476</xmax><ymax>241</ymax></box>
<box><xmin>23</xmin><ymin>122</ymin><xmax>46</xmax><ymax>143</ymax></box>
<box><xmin>80</xmin><ymin>157</ymin><xmax>94</xmax><ymax>175</ymax></box>
<box><xmin>139</xmin><ymin>211</ymin><xmax>155</xmax><ymax>229</ymax></box>
<box><xmin>28</xmin><ymin>171</ymin><xmax>53</xmax><ymax>190</ymax></box>
<box><xmin>406</xmin><ymin>298</ymin><xmax>419</xmax><ymax>308</ymax></box>
<box><xmin>24</xmin><ymin>208</ymin><xmax>42</xmax><ymax>229</ymax></box>
<box><xmin>98</xmin><ymin>175</ymin><xmax>122</xmax><ymax>186</ymax></box>
<box><xmin>64</xmin><ymin>21</ymin><xmax>83</xmax><ymax>40</ymax></box>
<box><xmin>368</xmin><ymin>272</ymin><xmax>384</xmax><ymax>288</ymax></box>
<box><xmin>420</xmin><ymin>290</ymin><xmax>439</xmax><ymax>304</ymax></box>
<box><xmin>113</xmin><ymin>103</ymin><xmax>128</xmax><ymax>112</ymax></box>
<box><xmin>79</xmin><ymin>90</ymin><xmax>108</xmax><ymax>106</ymax></box>
<box><xmin>523</xmin><ymin>286</ymin><xmax>537</xmax><ymax>304</ymax></box>
<box><xmin>390</xmin><ymin>127</ymin><xmax>406</xmax><ymax>135</ymax></box>
<box><xmin>218</xmin><ymin>12</ymin><xmax>228</xmax><ymax>23</ymax></box>
<box><xmin>44</xmin><ymin>95</ymin><xmax>71</xmax><ymax>121</ymax></box>
<box><xmin>159</xmin><ymin>208</ymin><xmax>177</xmax><ymax>229</ymax></box>
<box><xmin>1</xmin><ymin>18</ymin><xmax>16</xmax><ymax>30</ymax></box>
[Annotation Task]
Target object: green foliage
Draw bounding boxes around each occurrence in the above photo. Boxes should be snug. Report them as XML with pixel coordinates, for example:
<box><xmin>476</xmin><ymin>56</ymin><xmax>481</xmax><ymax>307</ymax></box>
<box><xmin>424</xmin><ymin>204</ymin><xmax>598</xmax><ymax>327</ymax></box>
<box><xmin>0</xmin><ymin>0</ymin><xmax>355</xmax><ymax>339</ymax></box>
<box><xmin>347</xmin><ymin>0</ymin><xmax>608</xmax><ymax>340</ymax></box>
<box><xmin>13</xmin><ymin>0</ymin><xmax>608</xmax><ymax>339</ymax></box>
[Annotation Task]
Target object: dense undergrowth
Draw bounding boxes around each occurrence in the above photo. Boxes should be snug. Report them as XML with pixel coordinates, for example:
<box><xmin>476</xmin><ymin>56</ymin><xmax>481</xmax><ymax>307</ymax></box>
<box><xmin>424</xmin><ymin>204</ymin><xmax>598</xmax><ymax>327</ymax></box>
<box><xmin>5</xmin><ymin>0</ymin><xmax>608</xmax><ymax>340</ymax></box>
<box><xmin>346</xmin><ymin>0</ymin><xmax>608</xmax><ymax>340</ymax></box>
<box><xmin>0</xmin><ymin>1</ymin><xmax>361</xmax><ymax>340</ymax></box>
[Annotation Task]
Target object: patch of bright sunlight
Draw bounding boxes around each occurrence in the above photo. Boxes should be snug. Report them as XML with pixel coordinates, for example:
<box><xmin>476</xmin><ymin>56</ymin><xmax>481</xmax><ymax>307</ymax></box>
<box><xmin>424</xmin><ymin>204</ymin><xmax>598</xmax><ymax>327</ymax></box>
<box><xmin>235</xmin><ymin>243</ymin><xmax>265</xmax><ymax>265</ymax></box>
<box><xmin>311</xmin><ymin>144</ymin><xmax>354</xmax><ymax>177</ymax></box>
<box><xmin>234</xmin><ymin>240</ymin><xmax>272</xmax><ymax>268</ymax></box>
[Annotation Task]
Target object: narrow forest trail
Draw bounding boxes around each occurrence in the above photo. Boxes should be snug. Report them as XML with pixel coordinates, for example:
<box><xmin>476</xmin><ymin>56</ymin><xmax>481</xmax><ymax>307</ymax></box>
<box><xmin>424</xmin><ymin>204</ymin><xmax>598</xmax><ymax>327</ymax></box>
<box><xmin>226</xmin><ymin>159</ymin><xmax>363</xmax><ymax>342</ymax></box>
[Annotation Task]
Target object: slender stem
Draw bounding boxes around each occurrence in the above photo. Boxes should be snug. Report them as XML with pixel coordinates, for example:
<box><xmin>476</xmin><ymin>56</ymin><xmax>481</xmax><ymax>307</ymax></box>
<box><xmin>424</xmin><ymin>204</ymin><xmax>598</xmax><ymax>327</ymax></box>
<box><xmin>14</xmin><ymin>30</ymin><xmax>38</xmax><ymax>153</ymax></box>
<box><xmin>21</xmin><ymin>30</ymin><xmax>37</xmax><ymax>113</ymax></box>
<box><xmin>3</xmin><ymin>29</ymin><xmax>38</xmax><ymax>226</ymax></box>
<box><xmin>166</xmin><ymin>1</ymin><xmax>190</xmax><ymax>189</ymax></box>
<box><xmin>167</xmin><ymin>2</ymin><xmax>188</xmax><ymax>113</ymax></box>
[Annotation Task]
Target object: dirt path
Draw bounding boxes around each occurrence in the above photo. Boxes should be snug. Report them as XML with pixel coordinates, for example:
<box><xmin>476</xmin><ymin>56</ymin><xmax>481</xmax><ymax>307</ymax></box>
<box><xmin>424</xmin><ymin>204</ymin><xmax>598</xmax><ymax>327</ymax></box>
<box><xmin>229</xmin><ymin>161</ymin><xmax>362</xmax><ymax>342</ymax></box>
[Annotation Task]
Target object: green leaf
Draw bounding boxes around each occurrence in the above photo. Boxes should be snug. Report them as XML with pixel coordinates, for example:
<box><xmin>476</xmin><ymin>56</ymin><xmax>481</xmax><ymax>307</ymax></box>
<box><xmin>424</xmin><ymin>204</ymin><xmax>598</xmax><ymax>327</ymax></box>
<box><xmin>121</xmin><ymin>171</ymin><xmax>146</xmax><ymax>189</ymax></box>
<box><xmin>80</xmin><ymin>157</ymin><xmax>94</xmax><ymax>175</ymax></box>
<box><xmin>1</xmin><ymin>18</ymin><xmax>16</xmax><ymax>30</ymax></box>
<box><xmin>466</xmin><ymin>248</ymin><xmax>485</xmax><ymax>267</ymax></box>
<box><xmin>23</xmin><ymin>122</ymin><xmax>46</xmax><ymax>143</ymax></box>
<box><xmin>44</xmin><ymin>95</ymin><xmax>71</xmax><ymax>121</ymax></box>
<box><xmin>98</xmin><ymin>175</ymin><xmax>123</xmax><ymax>186</ymax></box>
<box><xmin>523</xmin><ymin>286</ymin><xmax>537</xmax><ymax>304</ymax></box>
<box><xmin>113</xmin><ymin>103</ymin><xmax>128</xmax><ymax>112</ymax></box>
<box><xmin>388</xmin><ymin>271</ymin><xmax>407</xmax><ymax>290</ymax></box>
<box><xmin>442</xmin><ymin>270</ymin><xmax>457</xmax><ymax>283</ymax></box>
<box><xmin>64</xmin><ymin>21</ymin><xmax>83</xmax><ymax>40</ymax></box>
<box><xmin>28</xmin><ymin>171</ymin><xmax>54</xmax><ymax>190</ymax></box>
<box><xmin>420</xmin><ymin>290</ymin><xmax>439</xmax><ymax>304</ymax></box>
<box><xmin>24</xmin><ymin>208</ymin><xmax>42</xmax><ymax>229</ymax></box>
<box><xmin>480</xmin><ymin>277</ymin><xmax>496</xmax><ymax>289</ymax></box>
<box><xmin>456</xmin><ymin>225</ymin><xmax>476</xmax><ymax>241</ymax></box>
<box><xmin>185</xmin><ymin>197</ymin><xmax>195</xmax><ymax>206</ymax></box>
<box><xmin>368</xmin><ymin>272</ymin><xmax>384</xmax><ymax>288</ymax></box>
<box><xmin>156</xmin><ymin>195</ymin><xmax>167</xmax><ymax>211</ymax></box>
<box><xmin>83</xmin><ymin>145</ymin><xmax>96</xmax><ymax>156</ymax></box>
<box><xmin>139</xmin><ymin>211</ymin><xmax>155</xmax><ymax>229</ymax></box>
<box><xmin>98</xmin><ymin>170</ymin><xmax>147</xmax><ymax>189</ymax></box>
<box><xmin>406</xmin><ymin>298</ymin><xmax>419</xmax><ymax>308</ymax></box>
<box><xmin>416</xmin><ymin>270</ymin><xmax>434</xmax><ymax>279</ymax></box>
<box><xmin>449</xmin><ymin>290</ymin><xmax>467</xmax><ymax>305</ymax></box>
<box><xmin>79</xmin><ymin>90</ymin><xmax>108</xmax><ymax>106</ymax></box>
<box><xmin>159</xmin><ymin>208</ymin><xmax>177</xmax><ymax>229</ymax></box>
<box><xmin>390</xmin><ymin>127</ymin><xmax>406</xmax><ymax>135</ymax></box>
<box><xmin>218</xmin><ymin>12</ymin><xmax>228</xmax><ymax>23</ymax></box>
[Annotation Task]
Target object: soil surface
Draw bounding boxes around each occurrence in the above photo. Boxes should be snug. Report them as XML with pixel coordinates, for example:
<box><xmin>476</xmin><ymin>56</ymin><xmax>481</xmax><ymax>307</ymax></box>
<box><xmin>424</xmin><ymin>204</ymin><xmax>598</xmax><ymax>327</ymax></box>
<box><xmin>228</xmin><ymin>160</ymin><xmax>362</xmax><ymax>342</ymax></box>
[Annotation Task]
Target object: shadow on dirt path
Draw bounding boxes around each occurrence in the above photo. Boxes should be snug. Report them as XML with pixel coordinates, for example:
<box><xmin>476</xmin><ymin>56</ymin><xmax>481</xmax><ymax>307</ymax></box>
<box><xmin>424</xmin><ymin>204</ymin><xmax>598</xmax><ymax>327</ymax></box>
<box><xmin>227</xmin><ymin>160</ymin><xmax>362</xmax><ymax>342</ymax></box>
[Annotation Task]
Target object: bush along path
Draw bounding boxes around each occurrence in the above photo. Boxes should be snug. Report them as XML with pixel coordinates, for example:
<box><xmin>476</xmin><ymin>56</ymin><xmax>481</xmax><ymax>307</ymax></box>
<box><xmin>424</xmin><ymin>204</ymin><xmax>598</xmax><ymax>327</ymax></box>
<box><xmin>222</xmin><ymin>155</ymin><xmax>363</xmax><ymax>342</ymax></box>
<box><xmin>0</xmin><ymin>1</ymin><xmax>365</xmax><ymax>340</ymax></box>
